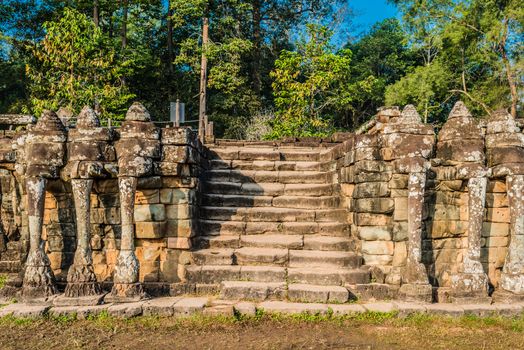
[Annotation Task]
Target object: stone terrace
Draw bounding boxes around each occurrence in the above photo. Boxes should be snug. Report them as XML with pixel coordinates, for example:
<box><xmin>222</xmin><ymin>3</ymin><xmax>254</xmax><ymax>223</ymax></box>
<box><xmin>0</xmin><ymin>101</ymin><xmax>524</xmax><ymax>308</ymax></box>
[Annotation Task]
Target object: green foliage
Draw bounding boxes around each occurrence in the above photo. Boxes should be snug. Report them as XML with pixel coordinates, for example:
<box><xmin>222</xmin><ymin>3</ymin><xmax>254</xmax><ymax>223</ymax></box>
<box><xmin>172</xmin><ymin>0</ymin><xmax>260</xmax><ymax>136</ymax></box>
<box><xmin>344</xmin><ymin>18</ymin><xmax>420</xmax><ymax>128</ymax></box>
<box><xmin>25</xmin><ymin>7</ymin><xmax>134</xmax><ymax>119</ymax></box>
<box><xmin>0</xmin><ymin>274</ymin><xmax>6</xmax><ymax>289</ymax></box>
<box><xmin>385</xmin><ymin>59</ymin><xmax>453</xmax><ymax>123</ymax></box>
<box><xmin>390</xmin><ymin>0</ymin><xmax>524</xmax><ymax>120</ymax></box>
<box><xmin>269</xmin><ymin>24</ymin><xmax>374</xmax><ymax>138</ymax></box>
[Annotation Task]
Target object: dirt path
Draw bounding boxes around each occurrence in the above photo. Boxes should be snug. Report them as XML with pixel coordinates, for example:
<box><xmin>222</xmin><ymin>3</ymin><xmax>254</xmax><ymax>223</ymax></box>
<box><xmin>1</xmin><ymin>315</ymin><xmax>523</xmax><ymax>350</ymax></box>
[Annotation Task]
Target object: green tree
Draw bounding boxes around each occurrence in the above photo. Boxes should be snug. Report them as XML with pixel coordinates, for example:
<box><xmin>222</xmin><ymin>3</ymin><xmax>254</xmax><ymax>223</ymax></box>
<box><xmin>269</xmin><ymin>24</ymin><xmax>374</xmax><ymax>138</ymax></box>
<box><xmin>390</xmin><ymin>0</ymin><xmax>524</xmax><ymax>119</ymax></box>
<box><xmin>385</xmin><ymin>59</ymin><xmax>453</xmax><ymax>123</ymax></box>
<box><xmin>25</xmin><ymin>7</ymin><xmax>134</xmax><ymax>119</ymax></box>
<box><xmin>171</xmin><ymin>0</ymin><xmax>259</xmax><ymax>138</ymax></box>
<box><xmin>344</xmin><ymin>18</ymin><xmax>419</xmax><ymax>128</ymax></box>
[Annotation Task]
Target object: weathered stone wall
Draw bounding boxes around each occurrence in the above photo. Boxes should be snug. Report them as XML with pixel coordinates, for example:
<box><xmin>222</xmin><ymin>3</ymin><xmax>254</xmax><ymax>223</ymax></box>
<box><xmin>333</xmin><ymin>103</ymin><xmax>524</xmax><ymax>301</ymax></box>
<box><xmin>0</xmin><ymin>101</ymin><xmax>523</xmax><ymax>303</ymax></box>
<box><xmin>0</xmin><ymin>105</ymin><xmax>202</xmax><ymax>297</ymax></box>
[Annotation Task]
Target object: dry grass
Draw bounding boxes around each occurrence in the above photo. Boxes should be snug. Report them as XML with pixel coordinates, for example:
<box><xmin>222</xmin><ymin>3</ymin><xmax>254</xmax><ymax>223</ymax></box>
<box><xmin>1</xmin><ymin>311</ymin><xmax>523</xmax><ymax>349</ymax></box>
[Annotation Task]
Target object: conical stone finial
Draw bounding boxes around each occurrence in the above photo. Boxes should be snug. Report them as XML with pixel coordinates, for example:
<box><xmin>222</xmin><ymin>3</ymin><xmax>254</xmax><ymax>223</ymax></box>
<box><xmin>491</xmin><ymin>108</ymin><xmax>512</xmax><ymax>122</ymax></box>
<box><xmin>448</xmin><ymin>101</ymin><xmax>472</xmax><ymax>119</ymax></box>
<box><xmin>401</xmin><ymin>104</ymin><xmax>421</xmax><ymax>123</ymax></box>
<box><xmin>77</xmin><ymin>106</ymin><xmax>101</xmax><ymax>129</ymax></box>
<box><xmin>125</xmin><ymin>102</ymin><xmax>151</xmax><ymax>122</ymax></box>
<box><xmin>35</xmin><ymin>110</ymin><xmax>65</xmax><ymax>132</ymax></box>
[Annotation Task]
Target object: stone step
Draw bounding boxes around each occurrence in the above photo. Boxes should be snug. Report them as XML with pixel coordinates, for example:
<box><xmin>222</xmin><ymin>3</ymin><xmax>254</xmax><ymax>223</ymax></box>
<box><xmin>220</xmin><ymin>281</ymin><xmax>286</xmax><ymax>301</ymax></box>
<box><xmin>192</xmin><ymin>248</ymin><xmax>360</xmax><ymax>268</ymax></box>
<box><xmin>201</xmin><ymin>194</ymin><xmax>339</xmax><ymax>209</ymax></box>
<box><xmin>210</xmin><ymin>159</ymin><xmax>330</xmax><ymax>172</ymax></box>
<box><xmin>199</xmin><ymin>220</ymin><xmax>246</xmax><ymax>236</ymax></box>
<box><xmin>197</xmin><ymin>233</ymin><xmax>352</xmax><ymax>251</ymax></box>
<box><xmin>191</xmin><ymin>249</ymin><xmax>235</xmax><ymax>266</ymax></box>
<box><xmin>287</xmin><ymin>284</ymin><xmax>349</xmax><ymax>303</ymax></box>
<box><xmin>226</xmin><ymin>160</ymin><xmax>335</xmax><ymax>172</ymax></box>
<box><xmin>289</xmin><ymin>250</ymin><xmax>361</xmax><ymax>268</ymax></box>
<box><xmin>199</xmin><ymin>220</ymin><xmax>348</xmax><ymax>236</ymax></box>
<box><xmin>240</xmin><ymin>234</ymin><xmax>303</xmax><ymax>249</ymax></box>
<box><xmin>203</xmin><ymin>182</ymin><xmax>336</xmax><ymax>197</ymax></box>
<box><xmin>197</xmin><ymin>235</ymin><xmax>240</xmax><ymax>249</ymax></box>
<box><xmin>207</xmin><ymin>147</ymin><xmax>323</xmax><ymax>162</ymax></box>
<box><xmin>204</xmin><ymin>170</ymin><xmax>336</xmax><ymax>185</ymax></box>
<box><xmin>186</xmin><ymin>265</ymin><xmax>286</xmax><ymax>284</ymax></box>
<box><xmin>235</xmin><ymin>247</ymin><xmax>289</xmax><ymax>266</ymax></box>
<box><xmin>202</xmin><ymin>194</ymin><xmax>273</xmax><ymax>207</ymax></box>
<box><xmin>200</xmin><ymin>206</ymin><xmax>348</xmax><ymax>223</ymax></box>
<box><xmin>287</xmin><ymin>267</ymin><xmax>370</xmax><ymax>286</ymax></box>
<box><xmin>303</xmin><ymin>235</ymin><xmax>351</xmax><ymax>251</ymax></box>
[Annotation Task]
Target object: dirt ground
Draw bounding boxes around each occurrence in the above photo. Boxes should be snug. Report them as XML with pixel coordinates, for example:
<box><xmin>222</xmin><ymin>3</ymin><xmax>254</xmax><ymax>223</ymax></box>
<box><xmin>1</xmin><ymin>313</ymin><xmax>524</xmax><ymax>350</ymax></box>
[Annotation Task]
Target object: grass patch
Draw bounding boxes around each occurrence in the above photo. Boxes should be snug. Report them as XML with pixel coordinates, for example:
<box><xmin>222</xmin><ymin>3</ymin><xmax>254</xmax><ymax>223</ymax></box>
<box><xmin>0</xmin><ymin>274</ymin><xmax>7</xmax><ymax>289</ymax></box>
<box><xmin>0</xmin><ymin>315</ymin><xmax>37</xmax><ymax>327</ymax></box>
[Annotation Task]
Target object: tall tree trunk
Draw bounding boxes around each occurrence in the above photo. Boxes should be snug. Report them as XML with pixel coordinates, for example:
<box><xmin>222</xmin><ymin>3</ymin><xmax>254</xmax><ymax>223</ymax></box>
<box><xmin>252</xmin><ymin>0</ymin><xmax>262</xmax><ymax>95</ymax></box>
<box><xmin>501</xmin><ymin>20</ymin><xmax>518</xmax><ymax>118</ymax></box>
<box><xmin>167</xmin><ymin>0</ymin><xmax>174</xmax><ymax>74</ymax></box>
<box><xmin>121</xmin><ymin>0</ymin><xmax>128</xmax><ymax>50</ymax></box>
<box><xmin>120</xmin><ymin>0</ymin><xmax>128</xmax><ymax>86</ymax></box>
<box><xmin>109</xmin><ymin>9</ymin><xmax>114</xmax><ymax>38</ymax></box>
<box><xmin>199</xmin><ymin>16</ymin><xmax>209</xmax><ymax>140</ymax></box>
<box><xmin>93</xmin><ymin>0</ymin><xmax>100</xmax><ymax>27</ymax></box>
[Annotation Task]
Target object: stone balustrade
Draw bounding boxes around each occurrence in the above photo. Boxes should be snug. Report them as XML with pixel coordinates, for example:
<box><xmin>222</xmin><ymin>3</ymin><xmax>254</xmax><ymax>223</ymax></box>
<box><xmin>0</xmin><ymin>101</ymin><xmax>523</xmax><ymax>305</ymax></box>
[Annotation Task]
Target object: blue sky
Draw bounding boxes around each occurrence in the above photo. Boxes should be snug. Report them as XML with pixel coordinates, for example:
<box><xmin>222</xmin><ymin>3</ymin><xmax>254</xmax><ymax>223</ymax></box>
<box><xmin>351</xmin><ymin>0</ymin><xmax>399</xmax><ymax>33</ymax></box>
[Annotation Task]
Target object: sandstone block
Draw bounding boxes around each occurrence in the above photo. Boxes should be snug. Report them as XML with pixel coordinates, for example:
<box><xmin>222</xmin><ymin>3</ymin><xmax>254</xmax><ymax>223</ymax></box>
<box><xmin>108</xmin><ymin>302</ymin><xmax>144</xmax><ymax>318</ymax></box>
<box><xmin>165</xmin><ymin>204</ymin><xmax>192</xmax><ymax>220</ymax></box>
<box><xmin>481</xmin><ymin>222</ymin><xmax>509</xmax><ymax>237</ymax></box>
<box><xmin>389</xmin><ymin>174</ymin><xmax>409</xmax><ymax>189</ymax></box>
<box><xmin>135</xmin><ymin>190</ymin><xmax>159</xmax><ymax>204</ymax></box>
<box><xmin>355</xmin><ymin>198</ymin><xmax>394</xmax><ymax>214</ymax></box>
<box><xmin>353</xmin><ymin>182</ymin><xmax>390</xmax><ymax>198</ymax></box>
<box><xmin>258</xmin><ymin>301</ymin><xmax>328</xmax><ymax>315</ymax></box>
<box><xmin>287</xmin><ymin>284</ymin><xmax>349</xmax><ymax>303</ymax></box>
<box><xmin>359</xmin><ymin>226</ymin><xmax>391</xmax><ymax>241</ymax></box>
<box><xmin>393</xmin><ymin>197</ymin><xmax>408</xmax><ymax>221</ymax></box>
<box><xmin>134</xmin><ymin>204</ymin><xmax>166</xmax><ymax>222</ymax></box>
<box><xmin>173</xmin><ymin>297</ymin><xmax>208</xmax><ymax>315</ymax></box>
<box><xmin>355</xmin><ymin>213</ymin><xmax>391</xmax><ymax>226</ymax></box>
<box><xmin>486</xmin><ymin>207</ymin><xmax>511</xmax><ymax>223</ymax></box>
<box><xmin>135</xmin><ymin>221</ymin><xmax>166</xmax><ymax>239</ymax></box>
<box><xmin>362</xmin><ymin>241</ymin><xmax>394</xmax><ymax>255</ymax></box>
<box><xmin>392</xmin><ymin>241</ymin><xmax>407</xmax><ymax>266</ymax></box>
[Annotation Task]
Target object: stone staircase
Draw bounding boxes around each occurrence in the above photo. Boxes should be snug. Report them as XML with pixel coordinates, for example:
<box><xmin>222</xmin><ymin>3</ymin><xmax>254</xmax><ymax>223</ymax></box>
<box><xmin>188</xmin><ymin>144</ymin><xmax>370</xmax><ymax>303</ymax></box>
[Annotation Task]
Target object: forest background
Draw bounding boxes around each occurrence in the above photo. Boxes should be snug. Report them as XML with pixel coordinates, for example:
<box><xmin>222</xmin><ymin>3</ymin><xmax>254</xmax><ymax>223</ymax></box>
<box><xmin>0</xmin><ymin>0</ymin><xmax>522</xmax><ymax>139</ymax></box>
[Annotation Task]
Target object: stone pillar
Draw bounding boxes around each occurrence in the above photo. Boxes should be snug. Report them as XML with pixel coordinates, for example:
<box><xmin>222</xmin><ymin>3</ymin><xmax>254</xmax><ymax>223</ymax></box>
<box><xmin>64</xmin><ymin>179</ymin><xmax>101</xmax><ymax>297</ymax></box>
<box><xmin>21</xmin><ymin>109</ymin><xmax>66</xmax><ymax>299</ymax></box>
<box><xmin>435</xmin><ymin>101</ymin><xmax>490</xmax><ymax>302</ymax></box>
<box><xmin>22</xmin><ymin>176</ymin><xmax>57</xmax><ymax>297</ymax></box>
<box><xmin>108</xmin><ymin>102</ymin><xmax>158</xmax><ymax>302</ymax></box>
<box><xmin>398</xmin><ymin>171</ymin><xmax>432</xmax><ymax>301</ymax></box>
<box><xmin>109</xmin><ymin>176</ymin><xmax>143</xmax><ymax>300</ymax></box>
<box><xmin>485</xmin><ymin>109</ymin><xmax>524</xmax><ymax>301</ymax></box>
<box><xmin>499</xmin><ymin>175</ymin><xmax>524</xmax><ymax>295</ymax></box>
<box><xmin>378</xmin><ymin>105</ymin><xmax>434</xmax><ymax>301</ymax></box>
<box><xmin>62</xmin><ymin>106</ymin><xmax>114</xmax><ymax>300</ymax></box>
<box><xmin>450</xmin><ymin>177</ymin><xmax>489</xmax><ymax>301</ymax></box>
